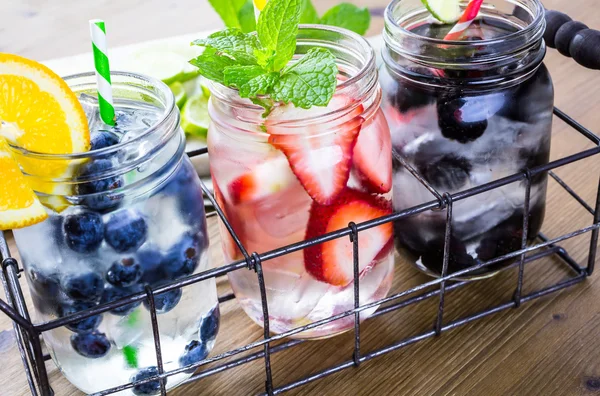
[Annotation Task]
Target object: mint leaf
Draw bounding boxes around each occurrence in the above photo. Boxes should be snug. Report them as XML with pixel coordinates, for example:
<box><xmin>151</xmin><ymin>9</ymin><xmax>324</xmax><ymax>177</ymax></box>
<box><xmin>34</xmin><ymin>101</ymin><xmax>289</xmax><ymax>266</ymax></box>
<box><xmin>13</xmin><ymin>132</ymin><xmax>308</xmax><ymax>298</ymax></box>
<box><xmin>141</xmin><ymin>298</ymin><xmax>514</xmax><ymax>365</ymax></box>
<box><xmin>238</xmin><ymin>0</ymin><xmax>257</xmax><ymax>33</ymax></box>
<box><xmin>208</xmin><ymin>0</ymin><xmax>247</xmax><ymax>29</ymax></box>
<box><xmin>240</xmin><ymin>72</ymin><xmax>280</xmax><ymax>97</ymax></box>
<box><xmin>257</xmin><ymin>0</ymin><xmax>302</xmax><ymax>71</ymax></box>
<box><xmin>224</xmin><ymin>65</ymin><xmax>266</xmax><ymax>87</ymax></box>
<box><xmin>251</xmin><ymin>97</ymin><xmax>275</xmax><ymax>117</ymax></box>
<box><xmin>123</xmin><ymin>345</ymin><xmax>138</xmax><ymax>368</ymax></box>
<box><xmin>189</xmin><ymin>47</ymin><xmax>237</xmax><ymax>83</ymax></box>
<box><xmin>192</xmin><ymin>29</ymin><xmax>260</xmax><ymax>65</ymax></box>
<box><xmin>271</xmin><ymin>48</ymin><xmax>337</xmax><ymax>108</ymax></box>
<box><xmin>320</xmin><ymin>3</ymin><xmax>371</xmax><ymax>35</ymax></box>
<box><xmin>255</xmin><ymin>47</ymin><xmax>276</xmax><ymax>70</ymax></box>
<box><xmin>224</xmin><ymin>66</ymin><xmax>279</xmax><ymax>98</ymax></box>
<box><xmin>300</xmin><ymin>0</ymin><xmax>320</xmax><ymax>23</ymax></box>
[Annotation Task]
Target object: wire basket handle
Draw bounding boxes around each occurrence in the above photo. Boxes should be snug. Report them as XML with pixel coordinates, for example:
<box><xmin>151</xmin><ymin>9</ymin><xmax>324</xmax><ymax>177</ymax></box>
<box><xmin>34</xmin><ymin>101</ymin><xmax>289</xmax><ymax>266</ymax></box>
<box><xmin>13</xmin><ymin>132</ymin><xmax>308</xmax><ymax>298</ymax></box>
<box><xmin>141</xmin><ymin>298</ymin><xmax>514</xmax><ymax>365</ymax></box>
<box><xmin>544</xmin><ymin>9</ymin><xmax>600</xmax><ymax>70</ymax></box>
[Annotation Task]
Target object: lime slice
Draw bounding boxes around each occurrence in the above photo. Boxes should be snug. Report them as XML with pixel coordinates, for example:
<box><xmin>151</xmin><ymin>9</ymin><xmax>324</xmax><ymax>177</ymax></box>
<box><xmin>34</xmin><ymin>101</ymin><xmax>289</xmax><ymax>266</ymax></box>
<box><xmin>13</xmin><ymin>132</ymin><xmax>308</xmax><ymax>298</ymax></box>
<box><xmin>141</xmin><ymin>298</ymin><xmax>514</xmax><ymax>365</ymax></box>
<box><xmin>181</xmin><ymin>93</ymin><xmax>210</xmax><ymax>139</ymax></box>
<box><xmin>199</xmin><ymin>81</ymin><xmax>211</xmax><ymax>99</ymax></box>
<box><xmin>421</xmin><ymin>0</ymin><xmax>461</xmax><ymax>23</ymax></box>
<box><xmin>126</xmin><ymin>51</ymin><xmax>187</xmax><ymax>85</ymax></box>
<box><xmin>169</xmin><ymin>81</ymin><xmax>187</xmax><ymax>109</ymax></box>
<box><xmin>179</xmin><ymin>63</ymin><xmax>201</xmax><ymax>83</ymax></box>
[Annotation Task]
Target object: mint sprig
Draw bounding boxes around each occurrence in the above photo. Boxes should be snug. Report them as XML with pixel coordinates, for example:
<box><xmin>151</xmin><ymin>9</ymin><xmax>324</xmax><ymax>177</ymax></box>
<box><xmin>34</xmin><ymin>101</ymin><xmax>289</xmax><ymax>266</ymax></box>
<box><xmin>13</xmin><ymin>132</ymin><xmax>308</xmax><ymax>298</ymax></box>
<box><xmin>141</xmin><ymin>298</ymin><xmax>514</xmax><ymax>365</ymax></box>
<box><xmin>257</xmin><ymin>0</ymin><xmax>302</xmax><ymax>71</ymax></box>
<box><xmin>191</xmin><ymin>0</ymin><xmax>338</xmax><ymax>114</ymax></box>
<box><xmin>208</xmin><ymin>0</ymin><xmax>371</xmax><ymax>36</ymax></box>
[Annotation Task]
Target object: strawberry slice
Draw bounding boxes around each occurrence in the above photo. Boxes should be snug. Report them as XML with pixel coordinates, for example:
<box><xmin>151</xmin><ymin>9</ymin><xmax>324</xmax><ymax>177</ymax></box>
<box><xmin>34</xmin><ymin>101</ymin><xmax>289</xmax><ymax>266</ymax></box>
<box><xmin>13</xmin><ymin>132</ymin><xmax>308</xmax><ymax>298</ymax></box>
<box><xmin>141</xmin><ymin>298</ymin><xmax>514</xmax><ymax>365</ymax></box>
<box><xmin>353</xmin><ymin>112</ymin><xmax>392</xmax><ymax>194</ymax></box>
<box><xmin>267</xmin><ymin>95</ymin><xmax>364</xmax><ymax>205</ymax></box>
<box><xmin>228</xmin><ymin>156</ymin><xmax>297</xmax><ymax>204</ymax></box>
<box><xmin>304</xmin><ymin>189</ymin><xmax>393</xmax><ymax>287</ymax></box>
<box><xmin>214</xmin><ymin>181</ymin><xmax>245</xmax><ymax>261</ymax></box>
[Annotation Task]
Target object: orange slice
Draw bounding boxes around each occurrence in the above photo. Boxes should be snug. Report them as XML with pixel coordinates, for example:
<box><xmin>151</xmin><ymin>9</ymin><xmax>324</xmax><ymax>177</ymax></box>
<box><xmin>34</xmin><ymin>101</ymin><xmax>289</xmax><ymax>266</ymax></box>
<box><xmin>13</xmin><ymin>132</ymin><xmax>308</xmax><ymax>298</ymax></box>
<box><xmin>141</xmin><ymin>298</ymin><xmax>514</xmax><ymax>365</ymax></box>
<box><xmin>0</xmin><ymin>53</ymin><xmax>91</xmax><ymax>229</ymax></box>
<box><xmin>0</xmin><ymin>140</ymin><xmax>47</xmax><ymax>229</ymax></box>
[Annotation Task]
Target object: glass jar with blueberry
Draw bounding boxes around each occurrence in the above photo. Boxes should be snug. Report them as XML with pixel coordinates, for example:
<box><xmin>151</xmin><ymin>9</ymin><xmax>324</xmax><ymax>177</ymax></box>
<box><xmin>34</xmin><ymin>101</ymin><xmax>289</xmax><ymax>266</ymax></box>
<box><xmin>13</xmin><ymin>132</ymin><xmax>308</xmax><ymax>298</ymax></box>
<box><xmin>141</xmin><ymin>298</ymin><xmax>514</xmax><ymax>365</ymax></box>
<box><xmin>381</xmin><ymin>0</ymin><xmax>553</xmax><ymax>279</ymax></box>
<box><xmin>11</xmin><ymin>72</ymin><xmax>220</xmax><ymax>394</ymax></box>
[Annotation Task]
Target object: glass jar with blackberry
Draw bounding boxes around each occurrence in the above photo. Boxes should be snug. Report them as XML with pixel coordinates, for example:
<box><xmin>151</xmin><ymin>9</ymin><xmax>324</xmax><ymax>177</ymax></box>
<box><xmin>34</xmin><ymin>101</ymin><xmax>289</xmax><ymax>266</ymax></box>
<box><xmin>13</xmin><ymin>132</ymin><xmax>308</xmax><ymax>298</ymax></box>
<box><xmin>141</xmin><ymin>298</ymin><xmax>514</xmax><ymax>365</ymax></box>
<box><xmin>381</xmin><ymin>0</ymin><xmax>553</xmax><ymax>279</ymax></box>
<box><xmin>10</xmin><ymin>72</ymin><xmax>219</xmax><ymax>394</ymax></box>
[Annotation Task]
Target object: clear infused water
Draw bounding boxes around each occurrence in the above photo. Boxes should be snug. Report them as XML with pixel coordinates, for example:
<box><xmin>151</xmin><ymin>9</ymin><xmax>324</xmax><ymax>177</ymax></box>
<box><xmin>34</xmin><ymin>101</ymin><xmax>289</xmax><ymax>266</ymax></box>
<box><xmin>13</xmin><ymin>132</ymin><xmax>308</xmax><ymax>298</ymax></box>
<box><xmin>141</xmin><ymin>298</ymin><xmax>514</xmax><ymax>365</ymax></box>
<box><xmin>13</xmin><ymin>93</ymin><xmax>219</xmax><ymax>394</ymax></box>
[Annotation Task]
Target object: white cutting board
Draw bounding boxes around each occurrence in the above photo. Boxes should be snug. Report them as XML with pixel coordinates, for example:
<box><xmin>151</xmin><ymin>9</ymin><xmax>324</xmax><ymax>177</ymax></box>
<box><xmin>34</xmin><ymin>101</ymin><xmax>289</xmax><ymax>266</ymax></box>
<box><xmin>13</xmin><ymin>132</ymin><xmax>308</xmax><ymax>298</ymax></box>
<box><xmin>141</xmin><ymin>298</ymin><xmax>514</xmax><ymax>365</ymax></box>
<box><xmin>41</xmin><ymin>31</ymin><xmax>383</xmax><ymax>83</ymax></box>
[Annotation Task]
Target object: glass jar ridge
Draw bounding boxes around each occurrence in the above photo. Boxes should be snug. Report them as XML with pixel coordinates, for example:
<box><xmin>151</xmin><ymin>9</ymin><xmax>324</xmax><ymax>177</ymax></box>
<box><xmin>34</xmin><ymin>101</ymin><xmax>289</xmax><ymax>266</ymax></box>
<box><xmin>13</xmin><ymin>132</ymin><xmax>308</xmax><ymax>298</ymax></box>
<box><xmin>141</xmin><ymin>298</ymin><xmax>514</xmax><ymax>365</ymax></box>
<box><xmin>383</xmin><ymin>0</ymin><xmax>547</xmax><ymax>86</ymax></box>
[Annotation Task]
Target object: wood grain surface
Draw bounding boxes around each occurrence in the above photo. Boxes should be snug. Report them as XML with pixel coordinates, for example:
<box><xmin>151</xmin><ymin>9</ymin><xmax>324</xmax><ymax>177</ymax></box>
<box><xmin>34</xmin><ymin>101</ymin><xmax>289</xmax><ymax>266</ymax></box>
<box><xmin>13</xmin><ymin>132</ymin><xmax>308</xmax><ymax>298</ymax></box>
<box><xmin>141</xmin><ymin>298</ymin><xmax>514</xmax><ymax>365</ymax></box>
<box><xmin>1</xmin><ymin>1</ymin><xmax>600</xmax><ymax>395</ymax></box>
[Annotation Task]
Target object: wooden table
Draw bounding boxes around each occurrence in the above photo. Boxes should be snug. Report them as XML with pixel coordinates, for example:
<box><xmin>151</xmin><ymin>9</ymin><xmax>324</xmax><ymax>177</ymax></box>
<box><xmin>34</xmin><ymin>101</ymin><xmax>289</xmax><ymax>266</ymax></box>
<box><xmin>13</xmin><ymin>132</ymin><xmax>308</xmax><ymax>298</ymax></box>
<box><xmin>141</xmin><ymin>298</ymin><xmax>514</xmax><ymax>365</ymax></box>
<box><xmin>1</xmin><ymin>0</ymin><xmax>600</xmax><ymax>395</ymax></box>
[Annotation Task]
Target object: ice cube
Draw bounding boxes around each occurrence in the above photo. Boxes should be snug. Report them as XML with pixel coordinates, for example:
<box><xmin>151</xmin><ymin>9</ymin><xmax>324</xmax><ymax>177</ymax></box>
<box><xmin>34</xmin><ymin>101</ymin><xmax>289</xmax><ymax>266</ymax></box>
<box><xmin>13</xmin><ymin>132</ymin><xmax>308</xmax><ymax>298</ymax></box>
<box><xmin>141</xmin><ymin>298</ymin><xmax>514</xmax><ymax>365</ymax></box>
<box><xmin>143</xmin><ymin>194</ymin><xmax>189</xmax><ymax>251</ymax></box>
<box><xmin>12</xmin><ymin>218</ymin><xmax>64</xmax><ymax>274</ymax></box>
<box><xmin>79</xmin><ymin>93</ymin><xmax>101</xmax><ymax>127</ymax></box>
<box><xmin>107</xmin><ymin>309</ymin><xmax>148</xmax><ymax>349</ymax></box>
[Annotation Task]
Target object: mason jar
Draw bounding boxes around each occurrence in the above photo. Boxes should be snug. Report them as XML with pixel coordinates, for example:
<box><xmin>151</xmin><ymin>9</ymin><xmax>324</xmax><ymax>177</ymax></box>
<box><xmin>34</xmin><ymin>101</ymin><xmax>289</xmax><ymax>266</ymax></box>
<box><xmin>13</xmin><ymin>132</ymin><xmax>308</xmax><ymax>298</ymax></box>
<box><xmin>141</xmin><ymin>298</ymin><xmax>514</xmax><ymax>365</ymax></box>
<box><xmin>381</xmin><ymin>0</ymin><xmax>553</xmax><ymax>279</ymax></box>
<box><xmin>208</xmin><ymin>25</ymin><xmax>395</xmax><ymax>339</ymax></box>
<box><xmin>11</xmin><ymin>72</ymin><xmax>219</xmax><ymax>394</ymax></box>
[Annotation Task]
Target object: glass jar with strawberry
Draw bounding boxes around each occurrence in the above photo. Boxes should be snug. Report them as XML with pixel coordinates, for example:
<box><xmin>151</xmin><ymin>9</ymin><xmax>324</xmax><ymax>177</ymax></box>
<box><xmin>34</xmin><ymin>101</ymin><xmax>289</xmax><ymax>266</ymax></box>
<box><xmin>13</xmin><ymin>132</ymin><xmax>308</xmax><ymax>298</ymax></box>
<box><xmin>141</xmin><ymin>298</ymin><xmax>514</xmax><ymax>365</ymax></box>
<box><xmin>191</xmin><ymin>0</ymin><xmax>394</xmax><ymax>338</ymax></box>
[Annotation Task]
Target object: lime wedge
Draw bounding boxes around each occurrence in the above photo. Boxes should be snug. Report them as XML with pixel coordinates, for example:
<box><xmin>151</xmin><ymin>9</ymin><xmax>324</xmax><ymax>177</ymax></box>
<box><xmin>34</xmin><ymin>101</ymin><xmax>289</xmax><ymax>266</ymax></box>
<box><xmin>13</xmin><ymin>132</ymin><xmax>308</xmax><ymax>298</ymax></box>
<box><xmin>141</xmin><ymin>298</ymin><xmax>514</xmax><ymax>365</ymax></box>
<box><xmin>181</xmin><ymin>93</ymin><xmax>210</xmax><ymax>140</ymax></box>
<box><xmin>421</xmin><ymin>0</ymin><xmax>461</xmax><ymax>23</ymax></box>
<box><xmin>179</xmin><ymin>62</ymin><xmax>201</xmax><ymax>83</ymax></box>
<box><xmin>169</xmin><ymin>81</ymin><xmax>187</xmax><ymax>109</ymax></box>
<box><xmin>199</xmin><ymin>80</ymin><xmax>211</xmax><ymax>99</ymax></box>
<box><xmin>126</xmin><ymin>51</ymin><xmax>187</xmax><ymax>85</ymax></box>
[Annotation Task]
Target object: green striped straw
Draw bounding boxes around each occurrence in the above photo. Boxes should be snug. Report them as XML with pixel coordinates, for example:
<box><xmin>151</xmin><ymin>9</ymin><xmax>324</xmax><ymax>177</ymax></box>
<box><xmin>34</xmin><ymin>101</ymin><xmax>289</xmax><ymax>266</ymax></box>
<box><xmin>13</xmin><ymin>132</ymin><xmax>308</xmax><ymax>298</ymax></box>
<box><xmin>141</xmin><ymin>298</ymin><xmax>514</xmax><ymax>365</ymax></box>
<box><xmin>89</xmin><ymin>19</ymin><xmax>115</xmax><ymax>126</ymax></box>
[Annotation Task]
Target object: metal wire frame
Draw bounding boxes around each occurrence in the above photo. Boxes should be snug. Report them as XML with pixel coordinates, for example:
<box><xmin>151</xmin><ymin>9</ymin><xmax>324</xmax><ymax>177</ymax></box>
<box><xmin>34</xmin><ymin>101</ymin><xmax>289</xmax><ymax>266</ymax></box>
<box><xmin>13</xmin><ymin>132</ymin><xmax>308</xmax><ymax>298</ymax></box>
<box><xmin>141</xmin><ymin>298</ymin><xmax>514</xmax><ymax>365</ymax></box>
<box><xmin>0</xmin><ymin>105</ymin><xmax>598</xmax><ymax>396</ymax></box>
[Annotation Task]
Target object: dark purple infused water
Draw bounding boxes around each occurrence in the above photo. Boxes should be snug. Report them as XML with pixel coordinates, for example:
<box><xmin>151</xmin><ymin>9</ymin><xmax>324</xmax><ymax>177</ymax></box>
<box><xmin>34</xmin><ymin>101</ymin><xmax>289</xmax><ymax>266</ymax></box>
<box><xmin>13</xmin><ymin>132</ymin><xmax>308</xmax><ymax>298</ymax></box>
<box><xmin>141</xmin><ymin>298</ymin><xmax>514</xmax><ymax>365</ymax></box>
<box><xmin>412</xmin><ymin>17</ymin><xmax>519</xmax><ymax>40</ymax></box>
<box><xmin>384</xmin><ymin>18</ymin><xmax>553</xmax><ymax>278</ymax></box>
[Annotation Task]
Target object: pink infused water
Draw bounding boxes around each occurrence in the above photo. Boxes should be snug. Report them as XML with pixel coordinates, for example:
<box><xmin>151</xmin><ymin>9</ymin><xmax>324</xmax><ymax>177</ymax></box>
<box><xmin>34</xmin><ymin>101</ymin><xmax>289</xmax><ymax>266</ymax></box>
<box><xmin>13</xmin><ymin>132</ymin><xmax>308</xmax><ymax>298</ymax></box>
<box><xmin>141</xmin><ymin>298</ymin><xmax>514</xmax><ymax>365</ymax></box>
<box><xmin>208</xmin><ymin>26</ymin><xmax>395</xmax><ymax>339</ymax></box>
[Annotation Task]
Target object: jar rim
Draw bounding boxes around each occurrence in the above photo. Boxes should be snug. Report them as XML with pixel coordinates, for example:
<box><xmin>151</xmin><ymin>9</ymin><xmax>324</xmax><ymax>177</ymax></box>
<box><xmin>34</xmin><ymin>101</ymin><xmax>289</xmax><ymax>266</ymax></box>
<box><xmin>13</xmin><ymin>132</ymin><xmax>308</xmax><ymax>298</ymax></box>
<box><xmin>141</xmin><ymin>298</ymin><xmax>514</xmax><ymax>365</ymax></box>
<box><xmin>209</xmin><ymin>24</ymin><xmax>378</xmax><ymax>126</ymax></box>
<box><xmin>7</xmin><ymin>71</ymin><xmax>176</xmax><ymax>160</ymax></box>
<box><xmin>383</xmin><ymin>0</ymin><xmax>546</xmax><ymax>63</ymax></box>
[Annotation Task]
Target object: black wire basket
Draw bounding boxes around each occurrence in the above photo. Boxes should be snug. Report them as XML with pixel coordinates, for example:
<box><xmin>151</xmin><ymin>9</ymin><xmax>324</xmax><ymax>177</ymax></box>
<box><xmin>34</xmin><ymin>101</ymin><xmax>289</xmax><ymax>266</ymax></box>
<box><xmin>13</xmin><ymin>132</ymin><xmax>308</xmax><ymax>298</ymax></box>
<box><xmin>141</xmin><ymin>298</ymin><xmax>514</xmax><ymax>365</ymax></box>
<box><xmin>1</xmin><ymin>8</ymin><xmax>599</xmax><ymax>396</ymax></box>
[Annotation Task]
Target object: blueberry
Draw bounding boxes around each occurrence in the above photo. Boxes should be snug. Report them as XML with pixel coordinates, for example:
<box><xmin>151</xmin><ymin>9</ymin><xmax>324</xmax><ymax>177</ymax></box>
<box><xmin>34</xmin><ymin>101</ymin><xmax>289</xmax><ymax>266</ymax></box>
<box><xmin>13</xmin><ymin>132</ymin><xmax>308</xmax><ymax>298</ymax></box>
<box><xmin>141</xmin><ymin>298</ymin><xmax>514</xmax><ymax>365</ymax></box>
<box><xmin>437</xmin><ymin>95</ymin><xmax>488</xmax><ymax>143</ymax></box>
<box><xmin>419</xmin><ymin>236</ymin><xmax>477</xmax><ymax>275</ymax></box>
<box><xmin>63</xmin><ymin>212</ymin><xmax>104</xmax><ymax>253</ymax></box>
<box><xmin>106</xmin><ymin>258</ymin><xmax>143</xmax><ymax>287</ymax></box>
<box><xmin>518</xmin><ymin>147</ymin><xmax>550</xmax><ymax>185</ymax></box>
<box><xmin>418</xmin><ymin>155</ymin><xmax>472</xmax><ymax>191</ymax></box>
<box><xmin>498</xmin><ymin>66</ymin><xmax>553</xmax><ymax>123</ymax></box>
<box><xmin>179</xmin><ymin>193</ymin><xmax>207</xmax><ymax>230</ymax></box>
<box><xmin>76</xmin><ymin>159</ymin><xmax>124</xmax><ymax>211</ymax></box>
<box><xmin>63</xmin><ymin>272</ymin><xmax>104</xmax><ymax>302</ymax></box>
<box><xmin>70</xmin><ymin>331</ymin><xmax>111</xmax><ymax>358</ymax></box>
<box><xmin>90</xmin><ymin>131</ymin><xmax>120</xmax><ymax>150</ymax></box>
<box><xmin>28</xmin><ymin>269</ymin><xmax>60</xmax><ymax>298</ymax></box>
<box><xmin>60</xmin><ymin>301</ymin><xmax>102</xmax><ymax>334</ymax></box>
<box><xmin>143</xmin><ymin>287</ymin><xmax>182</xmax><ymax>314</ymax></box>
<box><xmin>100</xmin><ymin>285</ymin><xmax>142</xmax><ymax>316</ymax></box>
<box><xmin>131</xmin><ymin>366</ymin><xmax>162</xmax><ymax>395</ymax></box>
<box><xmin>137</xmin><ymin>249</ymin><xmax>165</xmax><ymax>285</ymax></box>
<box><xmin>161</xmin><ymin>233</ymin><xmax>203</xmax><ymax>279</ymax></box>
<box><xmin>28</xmin><ymin>270</ymin><xmax>61</xmax><ymax>315</ymax></box>
<box><xmin>161</xmin><ymin>161</ymin><xmax>196</xmax><ymax>196</ymax></box>
<box><xmin>163</xmin><ymin>163</ymin><xmax>206</xmax><ymax>226</ymax></box>
<box><xmin>179</xmin><ymin>340</ymin><xmax>209</xmax><ymax>371</ymax></box>
<box><xmin>104</xmin><ymin>210</ymin><xmax>148</xmax><ymax>253</ymax></box>
<box><xmin>389</xmin><ymin>82</ymin><xmax>435</xmax><ymax>114</ymax></box>
<box><xmin>200</xmin><ymin>305</ymin><xmax>220</xmax><ymax>342</ymax></box>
